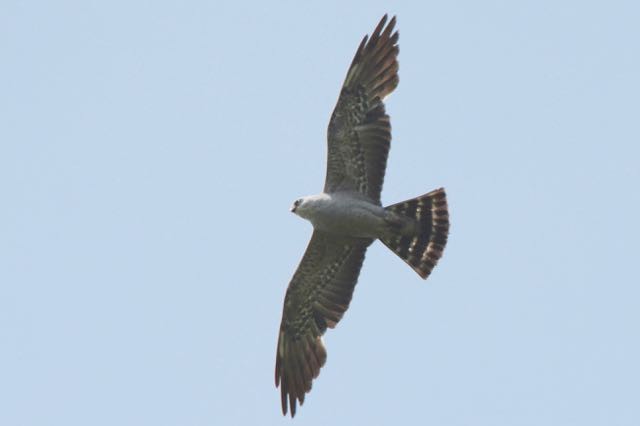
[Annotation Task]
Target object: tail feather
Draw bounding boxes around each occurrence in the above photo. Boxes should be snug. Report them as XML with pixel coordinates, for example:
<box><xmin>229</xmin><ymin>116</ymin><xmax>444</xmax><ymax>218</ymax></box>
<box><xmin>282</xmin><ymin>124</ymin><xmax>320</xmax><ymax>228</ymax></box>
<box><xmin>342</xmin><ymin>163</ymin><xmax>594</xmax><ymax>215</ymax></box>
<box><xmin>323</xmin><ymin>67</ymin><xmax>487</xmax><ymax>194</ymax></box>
<box><xmin>380</xmin><ymin>188</ymin><xmax>449</xmax><ymax>279</ymax></box>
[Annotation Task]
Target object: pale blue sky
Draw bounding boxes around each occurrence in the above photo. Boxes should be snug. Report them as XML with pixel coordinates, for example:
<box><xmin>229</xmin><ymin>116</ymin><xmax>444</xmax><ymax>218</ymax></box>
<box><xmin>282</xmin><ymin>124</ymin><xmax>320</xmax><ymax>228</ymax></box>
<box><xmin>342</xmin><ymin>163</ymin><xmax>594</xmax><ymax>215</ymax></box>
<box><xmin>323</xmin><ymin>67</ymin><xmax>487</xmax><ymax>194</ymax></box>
<box><xmin>1</xmin><ymin>1</ymin><xmax>639</xmax><ymax>425</ymax></box>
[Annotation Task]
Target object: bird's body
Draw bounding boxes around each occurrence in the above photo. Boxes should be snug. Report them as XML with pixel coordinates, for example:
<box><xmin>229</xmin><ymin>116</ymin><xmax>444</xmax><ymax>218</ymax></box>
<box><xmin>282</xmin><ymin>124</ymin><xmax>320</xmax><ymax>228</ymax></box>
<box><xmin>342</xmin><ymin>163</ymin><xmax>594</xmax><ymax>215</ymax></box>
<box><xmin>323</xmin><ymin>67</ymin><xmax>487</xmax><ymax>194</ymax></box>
<box><xmin>293</xmin><ymin>192</ymin><xmax>389</xmax><ymax>239</ymax></box>
<box><xmin>275</xmin><ymin>15</ymin><xmax>450</xmax><ymax>417</ymax></box>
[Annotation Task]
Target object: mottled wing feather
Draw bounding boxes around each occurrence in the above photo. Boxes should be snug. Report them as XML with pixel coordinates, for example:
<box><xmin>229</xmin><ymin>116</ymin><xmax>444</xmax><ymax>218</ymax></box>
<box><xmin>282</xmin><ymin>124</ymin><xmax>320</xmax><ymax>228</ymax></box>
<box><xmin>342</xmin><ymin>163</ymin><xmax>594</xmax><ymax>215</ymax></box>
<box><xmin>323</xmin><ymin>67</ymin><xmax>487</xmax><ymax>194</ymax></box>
<box><xmin>325</xmin><ymin>15</ymin><xmax>399</xmax><ymax>203</ymax></box>
<box><xmin>275</xmin><ymin>231</ymin><xmax>372</xmax><ymax>417</ymax></box>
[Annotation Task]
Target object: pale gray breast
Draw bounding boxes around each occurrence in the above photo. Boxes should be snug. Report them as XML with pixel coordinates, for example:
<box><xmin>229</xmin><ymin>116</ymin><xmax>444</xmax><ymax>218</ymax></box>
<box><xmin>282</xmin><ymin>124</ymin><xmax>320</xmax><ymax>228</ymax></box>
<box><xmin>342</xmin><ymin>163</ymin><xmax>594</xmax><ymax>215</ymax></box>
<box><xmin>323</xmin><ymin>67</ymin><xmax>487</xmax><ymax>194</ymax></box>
<box><xmin>307</xmin><ymin>194</ymin><xmax>386</xmax><ymax>238</ymax></box>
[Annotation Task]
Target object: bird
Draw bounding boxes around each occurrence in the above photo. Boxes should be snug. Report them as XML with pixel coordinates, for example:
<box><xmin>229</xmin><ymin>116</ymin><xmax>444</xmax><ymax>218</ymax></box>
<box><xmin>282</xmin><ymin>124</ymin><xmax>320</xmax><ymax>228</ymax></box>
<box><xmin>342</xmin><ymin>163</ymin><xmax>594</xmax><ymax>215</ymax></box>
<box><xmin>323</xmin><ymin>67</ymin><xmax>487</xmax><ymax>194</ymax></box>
<box><xmin>275</xmin><ymin>14</ymin><xmax>449</xmax><ymax>417</ymax></box>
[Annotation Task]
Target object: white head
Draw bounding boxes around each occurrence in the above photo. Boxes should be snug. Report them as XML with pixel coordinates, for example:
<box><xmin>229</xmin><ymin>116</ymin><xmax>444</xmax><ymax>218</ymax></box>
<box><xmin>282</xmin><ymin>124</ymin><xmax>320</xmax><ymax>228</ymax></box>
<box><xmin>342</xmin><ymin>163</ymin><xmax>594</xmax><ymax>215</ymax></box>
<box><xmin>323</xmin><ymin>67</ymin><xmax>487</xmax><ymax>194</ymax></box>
<box><xmin>290</xmin><ymin>195</ymin><xmax>318</xmax><ymax>220</ymax></box>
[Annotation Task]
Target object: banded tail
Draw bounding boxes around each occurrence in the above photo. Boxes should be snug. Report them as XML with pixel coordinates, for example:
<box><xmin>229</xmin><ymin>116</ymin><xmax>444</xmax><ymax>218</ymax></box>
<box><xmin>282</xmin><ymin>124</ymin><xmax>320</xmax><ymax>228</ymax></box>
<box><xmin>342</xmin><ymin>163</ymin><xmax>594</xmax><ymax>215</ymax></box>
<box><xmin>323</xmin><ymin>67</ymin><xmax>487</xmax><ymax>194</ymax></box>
<box><xmin>380</xmin><ymin>188</ymin><xmax>449</xmax><ymax>279</ymax></box>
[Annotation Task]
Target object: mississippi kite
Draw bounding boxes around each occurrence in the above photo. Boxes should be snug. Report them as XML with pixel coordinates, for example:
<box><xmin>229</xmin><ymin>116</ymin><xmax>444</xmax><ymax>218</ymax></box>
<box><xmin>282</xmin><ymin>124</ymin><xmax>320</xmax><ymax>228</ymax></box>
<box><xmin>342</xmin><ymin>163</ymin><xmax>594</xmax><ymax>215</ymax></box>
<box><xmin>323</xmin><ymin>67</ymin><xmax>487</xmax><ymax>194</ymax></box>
<box><xmin>275</xmin><ymin>15</ymin><xmax>450</xmax><ymax>417</ymax></box>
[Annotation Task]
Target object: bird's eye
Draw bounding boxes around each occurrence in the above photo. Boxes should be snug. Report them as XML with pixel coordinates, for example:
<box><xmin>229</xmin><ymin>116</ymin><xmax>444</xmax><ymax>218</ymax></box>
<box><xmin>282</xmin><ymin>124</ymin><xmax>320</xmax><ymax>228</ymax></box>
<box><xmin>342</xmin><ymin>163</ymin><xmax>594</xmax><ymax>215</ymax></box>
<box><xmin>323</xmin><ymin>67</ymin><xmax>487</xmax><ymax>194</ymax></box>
<box><xmin>294</xmin><ymin>199</ymin><xmax>301</xmax><ymax>207</ymax></box>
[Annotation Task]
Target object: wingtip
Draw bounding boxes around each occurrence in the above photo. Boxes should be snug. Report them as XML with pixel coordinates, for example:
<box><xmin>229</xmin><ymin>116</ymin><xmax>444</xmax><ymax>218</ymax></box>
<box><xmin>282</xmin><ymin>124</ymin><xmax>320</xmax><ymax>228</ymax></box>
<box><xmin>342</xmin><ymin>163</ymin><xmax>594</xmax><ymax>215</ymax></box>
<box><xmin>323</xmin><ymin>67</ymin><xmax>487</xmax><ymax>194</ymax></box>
<box><xmin>387</xmin><ymin>15</ymin><xmax>397</xmax><ymax>33</ymax></box>
<box><xmin>281</xmin><ymin>387</ymin><xmax>288</xmax><ymax>416</ymax></box>
<box><xmin>379</xmin><ymin>14</ymin><xmax>397</xmax><ymax>34</ymax></box>
<box><xmin>372</xmin><ymin>14</ymin><xmax>388</xmax><ymax>38</ymax></box>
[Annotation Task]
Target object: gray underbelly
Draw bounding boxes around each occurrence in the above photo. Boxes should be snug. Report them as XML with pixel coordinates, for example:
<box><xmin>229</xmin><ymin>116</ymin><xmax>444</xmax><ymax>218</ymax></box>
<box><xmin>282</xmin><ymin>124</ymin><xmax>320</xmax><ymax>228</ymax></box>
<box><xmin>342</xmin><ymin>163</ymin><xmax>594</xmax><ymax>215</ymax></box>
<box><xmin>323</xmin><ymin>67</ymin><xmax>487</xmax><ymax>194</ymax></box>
<box><xmin>310</xmin><ymin>201</ymin><xmax>386</xmax><ymax>239</ymax></box>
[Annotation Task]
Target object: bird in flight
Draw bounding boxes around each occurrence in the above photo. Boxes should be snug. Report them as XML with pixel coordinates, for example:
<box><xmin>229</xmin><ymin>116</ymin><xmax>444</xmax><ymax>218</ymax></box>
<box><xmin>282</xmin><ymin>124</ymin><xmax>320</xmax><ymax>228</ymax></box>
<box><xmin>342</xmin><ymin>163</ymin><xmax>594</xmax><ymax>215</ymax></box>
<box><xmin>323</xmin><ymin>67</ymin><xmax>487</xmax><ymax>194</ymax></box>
<box><xmin>275</xmin><ymin>15</ymin><xmax>449</xmax><ymax>417</ymax></box>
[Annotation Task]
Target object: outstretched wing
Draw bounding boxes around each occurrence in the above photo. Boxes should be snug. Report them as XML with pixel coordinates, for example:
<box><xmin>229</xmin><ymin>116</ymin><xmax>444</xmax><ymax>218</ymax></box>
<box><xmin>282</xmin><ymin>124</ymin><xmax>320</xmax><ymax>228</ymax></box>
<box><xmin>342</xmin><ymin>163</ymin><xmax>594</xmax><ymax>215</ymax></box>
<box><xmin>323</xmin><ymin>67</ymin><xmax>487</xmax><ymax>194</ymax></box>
<box><xmin>275</xmin><ymin>231</ymin><xmax>372</xmax><ymax>417</ymax></box>
<box><xmin>325</xmin><ymin>15</ymin><xmax>399</xmax><ymax>204</ymax></box>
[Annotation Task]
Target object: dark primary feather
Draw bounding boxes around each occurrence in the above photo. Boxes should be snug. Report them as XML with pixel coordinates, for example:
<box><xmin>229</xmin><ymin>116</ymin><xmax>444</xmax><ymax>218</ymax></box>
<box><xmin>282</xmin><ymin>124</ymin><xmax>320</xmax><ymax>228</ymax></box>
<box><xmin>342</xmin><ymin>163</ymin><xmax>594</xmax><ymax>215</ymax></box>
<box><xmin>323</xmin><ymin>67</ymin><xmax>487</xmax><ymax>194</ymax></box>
<box><xmin>275</xmin><ymin>232</ymin><xmax>372</xmax><ymax>417</ymax></box>
<box><xmin>325</xmin><ymin>14</ymin><xmax>399</xmax><ymax>204</ymax></box>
